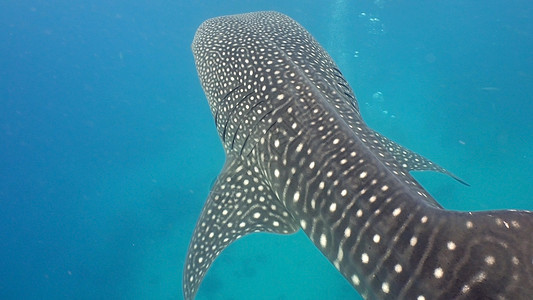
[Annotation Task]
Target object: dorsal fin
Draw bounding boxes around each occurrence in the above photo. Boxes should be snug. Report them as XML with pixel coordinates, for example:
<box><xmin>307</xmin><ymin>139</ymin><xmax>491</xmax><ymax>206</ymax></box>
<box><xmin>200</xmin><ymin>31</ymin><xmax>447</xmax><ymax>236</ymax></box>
<box><xmin>296</xmin><ymin>52</ymin><xmax>469</xmax><ymax>188</ymax></box>
<box><xmin>183</xmin><ymin>155</ymin><xmax>299</xmax><ymax>300</ymax></box>
<box><xmin>303</xmin><ymin>54</ymin><xmax>469</xmax><ymax>187</ymax></box>
<box><xmin>371</xmin><ymin>131</ymin><xmax>470</xmax><ymax>186</ymax></box>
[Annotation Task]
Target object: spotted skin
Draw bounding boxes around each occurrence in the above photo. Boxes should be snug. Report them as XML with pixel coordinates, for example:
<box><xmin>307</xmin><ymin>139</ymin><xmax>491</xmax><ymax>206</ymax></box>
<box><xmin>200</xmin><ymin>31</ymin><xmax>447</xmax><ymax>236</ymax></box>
<box><xmin>184</xmin><ymin>11</ymin><xmax>533</xmax><ymax>300</ymax></box>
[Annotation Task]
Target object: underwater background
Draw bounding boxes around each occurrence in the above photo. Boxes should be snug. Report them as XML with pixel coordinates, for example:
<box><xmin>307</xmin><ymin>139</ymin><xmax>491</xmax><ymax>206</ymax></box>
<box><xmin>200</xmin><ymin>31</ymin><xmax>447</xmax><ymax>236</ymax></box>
<box><xmin>1</xmin><ymin>0</ymin><xmax>532</xmax><ymax>299</ymax></box>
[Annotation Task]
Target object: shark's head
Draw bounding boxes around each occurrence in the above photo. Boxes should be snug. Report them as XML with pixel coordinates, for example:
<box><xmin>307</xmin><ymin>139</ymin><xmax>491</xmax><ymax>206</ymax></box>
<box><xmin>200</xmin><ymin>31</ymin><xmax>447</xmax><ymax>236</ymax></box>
<box><xmin>192</xmin><ymin>11</ymin><xmax>363</xmax><ymax>157</ymax></box>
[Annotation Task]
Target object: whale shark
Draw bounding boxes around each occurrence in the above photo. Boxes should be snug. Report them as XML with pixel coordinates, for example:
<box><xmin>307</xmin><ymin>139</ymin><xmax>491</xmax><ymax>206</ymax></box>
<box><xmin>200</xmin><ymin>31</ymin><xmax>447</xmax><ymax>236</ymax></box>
<box><xmin>183</xmin><ymin>11</ymin><xmax>533</xmax><ymax>299</ymax></box>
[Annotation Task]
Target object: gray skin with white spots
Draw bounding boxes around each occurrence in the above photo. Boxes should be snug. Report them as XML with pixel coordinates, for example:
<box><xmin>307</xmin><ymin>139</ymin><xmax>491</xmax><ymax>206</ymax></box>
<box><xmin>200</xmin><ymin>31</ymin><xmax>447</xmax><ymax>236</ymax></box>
<box><xmin>184</xmin><ymin>11</ymin><xmax>533</xmax><ymax>300</ymax></box>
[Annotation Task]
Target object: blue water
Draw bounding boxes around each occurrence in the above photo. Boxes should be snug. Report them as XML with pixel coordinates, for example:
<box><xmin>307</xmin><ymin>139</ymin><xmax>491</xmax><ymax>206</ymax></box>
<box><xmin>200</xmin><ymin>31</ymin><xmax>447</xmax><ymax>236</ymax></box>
<box><xmin>1</xmin><ymin>0</ymin><xmax>531</xmax><ymax>299</ymax></box>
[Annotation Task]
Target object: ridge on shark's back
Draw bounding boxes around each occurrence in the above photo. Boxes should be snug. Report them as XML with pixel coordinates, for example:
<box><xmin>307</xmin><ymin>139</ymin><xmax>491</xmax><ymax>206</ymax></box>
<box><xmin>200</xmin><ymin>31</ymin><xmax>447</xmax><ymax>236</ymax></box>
<box><xmin>184</xmin><ymin>11</ymin><xmax>533</xmax><ymax>300</ymax></box>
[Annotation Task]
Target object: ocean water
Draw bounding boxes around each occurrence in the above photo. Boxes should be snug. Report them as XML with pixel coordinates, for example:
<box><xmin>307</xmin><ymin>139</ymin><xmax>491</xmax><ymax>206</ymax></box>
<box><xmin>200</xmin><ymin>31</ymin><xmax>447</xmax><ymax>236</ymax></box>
<box><xmin>1</xmin><ymin>0</ymin><xmax>531</xmax><ymax>299</ymax></box>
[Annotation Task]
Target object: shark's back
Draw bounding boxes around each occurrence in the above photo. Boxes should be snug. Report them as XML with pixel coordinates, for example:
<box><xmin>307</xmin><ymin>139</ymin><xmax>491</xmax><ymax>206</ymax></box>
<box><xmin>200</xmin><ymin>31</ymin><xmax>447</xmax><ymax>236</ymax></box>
<box><xmin>185</xmin><ymin>11</ymin><xmax>533</xmax><ymax>300</ymax></box>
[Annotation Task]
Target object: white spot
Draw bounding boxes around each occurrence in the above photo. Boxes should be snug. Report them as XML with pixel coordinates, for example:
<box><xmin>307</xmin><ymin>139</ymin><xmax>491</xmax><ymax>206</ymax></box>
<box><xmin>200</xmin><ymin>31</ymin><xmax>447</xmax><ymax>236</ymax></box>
<box><xmin>277</xmin><ymin>94</ymin><xmax>285</xmax><ymax>100</ymax></box>
<box><xmin>434</xmin><ymin>267</ymin><xmax>443</xmax><ymax>279</ymax></box>
<box><xmin>274</xmin><ymin>139</ymin><xmax>280</xmax><ymax>147</ymax></box>
<box><xmin>417</xmin><ymin>296</ymin><xmax>426</xmax><ymax>300</ymax></box>
<box><xmin>447</xmin><ymin>241</ymin><xmax>456</xmax><ymax>250</ymax></box>
<box><xmin>466</xmin><ymin>221</ymin><xmax>473</xmax><ymax>229</ymax></box>
<box><xmin>344</xmin><ymin>227</ymin><xmax>351</xmax><ymax>238</ymax></box>
<box><xmin>337</xmin><ymin>248</ymin><xmax>344</xmax><ymax>261</ymax></box>
<box><xmin>351</xmin><ymin>274</ymin><xmax>360</xmax><ymax>286</ymax></box>
<box><xmin>239</xmin><ymin>222</ymin><xmax>246</xmax><ymax>228</ymax></box>
<box><xmin>359</xmin><ymin>171</ymin><xmax>367</xmax><ymax>179</ymax></box>
<box><xmin>361</xmin><ymin>253</ymin><xmax>369</xmax><ymax>264</ymax></box>
<box><xmin>320</xmin><ymin>234</ymin><xmax>327</xmax><ymax>248</ymax></box>
<box><xmin>394</xmin><ymin>264</ymin><xmax>402</xmax><ymax>273</ymax></box>
<box><xmin>341</xmin><ymin>189</ymin><xmax>347</xmax><ymax>197</ymax></box>
<box><xmin>503</xmin><ymin>220</ymin><xmax>510</xmax><ymax>229</ymax></box>
<box><xmin>309</xmin><ymin>161</ymin><xmax>315</xmax><ymax>169</ymax></box>
<box><xmin>485</xmin><ymin>256</ymin><xmax>495</xmax><ymax>265</ymax></box>
<box><xmin>356</xmin><ymin>209</ymin><xmax>363</xmax><ymax>217</ymax></box>
<box><xmin>329</xmin><ymin>203</ymin><xmax>337</xmax><ymax>212</ymax></box>
<box><xmin>296</xmin><ymin>143</ymin><xmax>303</xmax><ymax>152</ymax></box>
<box><xmin>421</xmin><ymin>216</ymin><xmax>428</xmax><ymax>223</ymax></box>
<box><xmin>293</xmin><ymin>191</ymin><xmax>300</xmax><ymax>202</ymax></box>
<box><xmin>273</xmin><ymin>221</ymin><xmax>279</xmax><ymax>227</ymax></box>
<box><xmin>382</xmin><ymin>282</ymin><xmax>390</xmax><ymax>294</ymax></box>
<box><xmin>381</xmin><ymin>185</ymin><xmax>389</xmax><ymax>191</ymax></box>
<box><xmin>373</xmin><ymin>234</ymin><xmax>381</xmax><ymax>243</ymax></box>
<box><xmin>392</xmin><ymin>208</ymin><xmax>402</xmax><ymax>217</ymax></box>
<box><xmin>369</xmin><ymin>195</ymin><xmax>377</xmax><ymax>203</ymax></box>
<box><xmin>410</xmin><ymin>236</ymin><xmax>418</xmax><ymax>246</ymax></box>
<box><xmin>300</xmin><ymin>220</ymin><xmax>307</xmax><ymax>230</ymax></box>
<box><xmin>253</xmin><ymin>212</ymin><xmax>261</xmax><ymax>219</ymax></box>
<box><xmin>274</xmin><ymin>169</ymin><xmax>280</xmax><ymax>177</ymax></box>
<box><xmin>474</xmin><ymin>271</ymin><xmax>486</xmax><ymax>282</ymax></box>
<box><xmin>333</xmin><ymin>260</ymin><xmax>340</xmax><ymax>269</ymax></box>
<box><xmin>198</xmin><ymin>257</ymin><xmax>204</xmax><ymax>263</ymax></box>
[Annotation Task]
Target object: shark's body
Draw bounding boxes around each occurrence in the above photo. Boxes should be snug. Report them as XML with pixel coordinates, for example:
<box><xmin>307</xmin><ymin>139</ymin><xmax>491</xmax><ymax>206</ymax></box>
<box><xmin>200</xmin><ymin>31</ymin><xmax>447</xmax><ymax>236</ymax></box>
<box><xmin>184</xmin><ymin>11</ymin><xmax>533</xmax><ymax>299</ymax></box>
